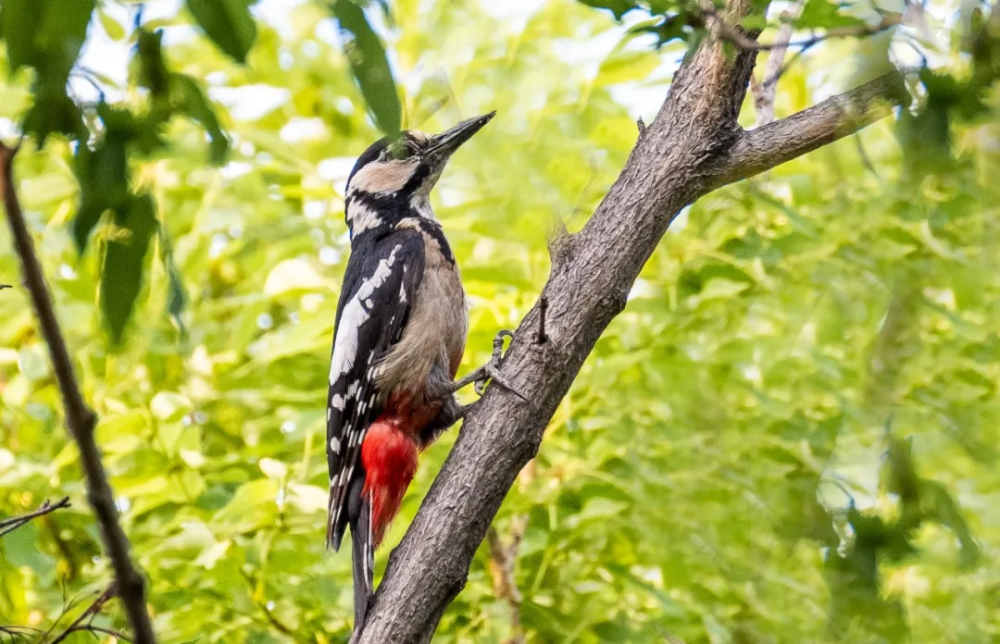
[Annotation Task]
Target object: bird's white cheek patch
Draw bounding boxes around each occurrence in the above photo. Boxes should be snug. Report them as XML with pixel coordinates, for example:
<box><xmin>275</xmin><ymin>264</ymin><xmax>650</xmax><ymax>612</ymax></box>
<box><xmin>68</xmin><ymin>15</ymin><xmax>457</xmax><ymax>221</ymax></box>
<box><xmin>351</xmin><ymin>160</ymin><xmax>418</xmax><ymax>194</ymax></box>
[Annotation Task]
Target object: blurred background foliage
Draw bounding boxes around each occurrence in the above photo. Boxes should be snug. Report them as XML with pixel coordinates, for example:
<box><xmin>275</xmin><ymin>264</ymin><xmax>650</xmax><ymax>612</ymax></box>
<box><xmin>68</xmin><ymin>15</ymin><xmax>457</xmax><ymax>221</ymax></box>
<box><xmin>1</xmin><ymin>0</ymin><xmax>999</xmax><ymax>642</ymax></box>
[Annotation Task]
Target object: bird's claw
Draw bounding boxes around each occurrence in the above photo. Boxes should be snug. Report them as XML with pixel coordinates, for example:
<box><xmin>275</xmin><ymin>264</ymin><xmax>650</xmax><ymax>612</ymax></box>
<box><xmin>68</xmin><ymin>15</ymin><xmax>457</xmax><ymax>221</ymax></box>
<box><xmin>473</xmin><ymin>360</ymin><xmax>521</xmax><ymax>398</ymax></box>
<box><xmin>451</xmin><ymin>330</ymin><xmax>527</xmax><ymax>401</ymax></box>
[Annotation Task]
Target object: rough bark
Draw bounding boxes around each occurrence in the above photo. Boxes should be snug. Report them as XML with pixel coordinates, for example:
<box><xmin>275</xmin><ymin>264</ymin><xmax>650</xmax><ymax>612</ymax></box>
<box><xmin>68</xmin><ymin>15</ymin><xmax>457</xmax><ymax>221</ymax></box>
<box><xmin>354</xmin><ymin>2</ymin><xmax>907</xmax><ymax>642</ymax></box>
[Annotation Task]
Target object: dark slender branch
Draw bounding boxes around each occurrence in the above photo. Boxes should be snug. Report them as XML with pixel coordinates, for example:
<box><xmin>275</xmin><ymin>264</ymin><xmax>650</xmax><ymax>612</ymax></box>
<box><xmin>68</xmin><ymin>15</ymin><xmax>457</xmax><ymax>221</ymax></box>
<box><xmin>0</xmin><ymin>142</ymin><xmax>157</xmax><ymax>644</ymax></box>
<box><xmin>49</xmin><ymin>584</ymin><xmax>123</xmax><ymax>644</ymax></box>
<box><xmin>704</xmin><ymin>8</ymin><xmax>901</xmax><ymax>51</ymax></box>
<box><xmin>855</xmin><ymin>135</ymin><xmax>881</xmax><ymax>178</ymax></box>
<box><xmin>750</xmin><ymin>0</ymin><xmax>805</xmax><ymax>126</ymax></box>
<box><xmin>0</xmin><ymin>497</ymin><xmax>71</xmax><ymax>538</ymax></box>
<box><xmin>239</xmin><ymin>569</ymin><xmax>298</xmax><ymax>638</ymax></box>
<box><xmin>0</xmin><ymin>624</ymin><xmax>41</xmax><ymax>640</ymax></box>
<box><xmin>764</xmin><ymin>39</ymin><xmax>818</xmax><ymax>89</ymax></box>
<box><xmin>486</xmin><ymin>516</ymin><xmax>528</xmax><ymax>644</ymax></box>
<box><xmin>62</xmin><ymin>625</ymin><xmax>133</xmax><ymax>641</ymax></box>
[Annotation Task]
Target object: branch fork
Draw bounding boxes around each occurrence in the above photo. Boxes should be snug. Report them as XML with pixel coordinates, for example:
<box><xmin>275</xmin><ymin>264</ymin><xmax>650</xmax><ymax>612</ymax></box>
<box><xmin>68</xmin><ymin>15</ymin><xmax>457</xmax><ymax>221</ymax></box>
<box><xmin>350</xmin><ymin>2</ymin><xmax>910</xmax><ymax>640</ymax></box>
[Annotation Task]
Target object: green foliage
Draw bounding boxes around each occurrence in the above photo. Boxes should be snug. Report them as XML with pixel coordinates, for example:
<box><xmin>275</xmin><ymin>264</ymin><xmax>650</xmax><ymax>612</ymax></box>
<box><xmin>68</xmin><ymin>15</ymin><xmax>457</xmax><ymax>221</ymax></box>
<box><xmin>1</xmin><ymin>0</ymin><xmax>999</xmax><ymax>643</ymax></box>
<box><xmin>331</xmin><ymin>0</ymin><xmax>402</xmax><ymax>135</ymax></box>
<box><xmin>100</xmin><ymin>194</ymin><xmax>158</xmax><ymax>344</ymax></box>
<box><xmin>796</xmin><ymin>0</ymin><xmax>866</xmax><ymax>30</ymax></box>
<box><xmin>0</xmin><ymin>0</ymin><xmax>94</xmax><ymax>143</ymax></box>
<box><xmin>186</xmin><ymin>0</ymin><xmax>260</xmax><ymax>64</ymax></box>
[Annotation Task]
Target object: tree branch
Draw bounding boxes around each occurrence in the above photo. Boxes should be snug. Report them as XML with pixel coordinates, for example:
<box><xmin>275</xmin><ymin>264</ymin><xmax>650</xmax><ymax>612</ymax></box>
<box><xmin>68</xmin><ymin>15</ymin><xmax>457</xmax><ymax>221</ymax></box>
<box><xmin>0</xmin><ymin>497</ymin><xmax>71</xmax><ymax>538</ymax></box>
<box><xmin>1</xmin><ymin>584</ymin><xmax>132</xmax><ymax>643</ymax></box>
<box><xmin>49</xmin><ymin>584</ymin><xmax>120</xmax><ymax>644</ymax></box>
<box><xmin>704</xmin><ymin>8</ymin><xmax>901</xmax><ymax>52</ymax></box>
<box><xmin>750</xmin><ymin>0</ymin><xmax>806</xmax><ymax>126</ymax></box>
<box><xmin>708</xmin><ymin>71</ymin><xmax>906</xmax><ymax>190</ymax></box>
<box><xmin>353</xmin><ymin>0</ymin><xmax>910</xmax><ymax>638</ymax></box>
<box><xmin>0</xmin><ymin>142</ymin><xmax>157</xmax><ymax>644</ymax></box>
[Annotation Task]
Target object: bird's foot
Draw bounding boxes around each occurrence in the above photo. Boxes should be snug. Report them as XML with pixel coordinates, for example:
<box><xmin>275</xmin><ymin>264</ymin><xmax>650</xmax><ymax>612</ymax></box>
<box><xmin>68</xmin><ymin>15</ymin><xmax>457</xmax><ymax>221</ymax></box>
<box><xmin>450</xmin><ymin>330</ymin><xmax>526</xmax><ymax>401</ymax></box>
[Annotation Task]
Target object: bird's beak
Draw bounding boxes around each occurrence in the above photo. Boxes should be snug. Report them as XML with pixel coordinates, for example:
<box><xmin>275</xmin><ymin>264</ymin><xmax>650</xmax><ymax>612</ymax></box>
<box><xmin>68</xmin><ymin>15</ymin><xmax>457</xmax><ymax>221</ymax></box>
<box><xmin>425</xmin><ymin>112</ymin><xmax>496</xmax><ymax>159</ymax></box>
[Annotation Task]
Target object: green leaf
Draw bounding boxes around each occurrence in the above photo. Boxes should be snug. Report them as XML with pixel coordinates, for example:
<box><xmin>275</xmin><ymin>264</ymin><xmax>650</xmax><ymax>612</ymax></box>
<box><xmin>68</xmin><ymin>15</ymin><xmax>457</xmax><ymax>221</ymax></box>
<box><xmin>0</xmin><ymin>0</ymin><xmax>38</xmax><ymax>72</ymax></box>
<box><xmin>578</xmin><ymin>0</ymin><xmax>639</xmax><ymax>21</ymax></box>
<box><xmin>921</xmin><ymin>481</ymin><xmax>980</xmax><ymax>569</ymax></box>
<box><xmin>100</xmin><ymin>194</ymin><xmax>157</xmax><ymax>345</ymax></box>
<box><xmin>632</xmin><ymin>13</ymin><xmax>695</xmax><ymax>47</ymax></box>
<box><xmin>796</xmin><ymin>0</ymin><xmax>867</xmax><ymax>29</ymax></box>
<box><xmin>98</xmin><ymin>9</ymin><xmax>127</xmax><ymax>41</ymax></box>
<box><xmin>72</xmin><ymin>140</ymin><xmax>130</xmax><ymax>252</ymax></box>
<box><xmin>331</xmin><ymin>0</ymin><xmax>401</xmax><ymax>135</ymax></box>
<box><xmin>159</xmin><ymin>226</ymin><xmax>189</xmax><ymax>337</ymax></box>
<box><xmin>132</xmin><ymin>31</ymin><xmax>228</xmax><ymax>163</ymax></box>
<box><xmin>186</xmin><ymin>0</ymin><xmax>258</xmax><ymax>64</ymax></box>
<box><xmin>136</xmin><ymin>29</ymin><xmax>171</xmax><ymax>101</ymax></box>
<box><xmin>150</xmin><ymin>391</ymin><xmax>193</xmax><ymax>422</ymax></box>
<box><xmin>20</xmin><ymin>89</ymin><xmax>85</xmax><ymax>144</ymax></box>
<box><xmin>172</xmin><ymin>75</ymin><xmax>230</xmax><ymax>164</ymax></box>
<box><xmin>0</xmin><ymin>0</ymin><xmax>95</xmax><ymax>143</ymax></box>
<box><xmin>0</xmin><ymin>0</ymin><xmax>94</xmax><ymax>75</ymax></box>
<box><xmin>594</xmin><ymin>50</ymin><xmax>660</xmax><ymax>87</ymax></box>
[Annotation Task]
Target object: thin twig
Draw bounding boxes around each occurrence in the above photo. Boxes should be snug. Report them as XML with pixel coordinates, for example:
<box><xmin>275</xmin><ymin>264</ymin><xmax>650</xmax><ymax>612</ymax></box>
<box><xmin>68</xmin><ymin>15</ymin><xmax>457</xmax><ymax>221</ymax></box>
<box><xmin>62</xmin><ymin>625</ymin><xmax>133</xmax><ymax>641</ymax></box>
<box><xmin>704</xmin><ymin>8</ymin><xmax>901</xmax><ymax>52</ymax></box>
<box><xmin>764</xmin><ymin>39</ymin><xmax>819</xmax><ymax>88</ymax></box>
<box><xmin>0</xmin><ymin>624</ymin><xmax>41</xmax><ymax>640</ymax></box>
<box><xmin>239</xmin><ymin>568</ymin><xmax>298</xmax><ymax>638</ymax></box>
<box><xmin>0</xmin><ymin>141</ymin><xmax>157</xmax><ymax>644</ymax></box>
<box><xmin>751</xmin><ymin>0</ymin><xmax>806</xmax><ymax>126</ymax></box>
<box><xmin>49</xmin><ymin>584</ymin><xmax>123</xmax><ymax>644</ymax></box>
<box><xmin>0</xmin><ymin>497</ymin><xmax>71</xmax><ymax>538</ymax></box>
<box><xmin>855</xmin><ymin>135</ymin><xmax>880</xmax><ymax>179</ymax></box>
<box><xmin>486</xmin><ymin>516</ymin><xmax>528</xmax><ymax>644</ymax></box>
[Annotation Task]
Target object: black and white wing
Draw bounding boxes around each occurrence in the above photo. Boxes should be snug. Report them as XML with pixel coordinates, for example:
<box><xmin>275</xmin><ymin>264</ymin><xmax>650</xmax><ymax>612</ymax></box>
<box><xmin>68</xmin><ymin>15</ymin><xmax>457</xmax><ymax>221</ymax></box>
<box><xmin>326</xmin><ymin>229</ymin><xmax>425</xmax><ymax>551</ymax></box>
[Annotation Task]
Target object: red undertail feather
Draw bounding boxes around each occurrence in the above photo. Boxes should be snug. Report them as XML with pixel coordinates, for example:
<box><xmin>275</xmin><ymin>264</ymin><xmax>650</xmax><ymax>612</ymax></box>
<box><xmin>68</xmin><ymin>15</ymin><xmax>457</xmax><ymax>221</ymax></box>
<box><xmin>361</xmin><ymin>417</ymin><xmax>418</xmax><ymax>548</ymax></box>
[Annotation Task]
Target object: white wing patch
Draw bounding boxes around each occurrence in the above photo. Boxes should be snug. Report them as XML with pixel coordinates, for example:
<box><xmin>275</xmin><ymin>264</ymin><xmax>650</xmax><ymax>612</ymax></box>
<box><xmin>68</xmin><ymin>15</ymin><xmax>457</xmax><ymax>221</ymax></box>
<box><xmin>328</xmin><ymin>244</ymin><xmax>404</xmax><ymax>385</ymax></box>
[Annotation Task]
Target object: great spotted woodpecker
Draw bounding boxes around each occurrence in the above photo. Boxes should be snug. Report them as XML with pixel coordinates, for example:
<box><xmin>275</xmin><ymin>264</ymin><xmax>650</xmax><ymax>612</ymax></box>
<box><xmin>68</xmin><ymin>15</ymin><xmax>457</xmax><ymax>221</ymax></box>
<box><xmin>326</xmin><ymin>113</ymin><xmax>506</xmax><ymax>630</ymax></box>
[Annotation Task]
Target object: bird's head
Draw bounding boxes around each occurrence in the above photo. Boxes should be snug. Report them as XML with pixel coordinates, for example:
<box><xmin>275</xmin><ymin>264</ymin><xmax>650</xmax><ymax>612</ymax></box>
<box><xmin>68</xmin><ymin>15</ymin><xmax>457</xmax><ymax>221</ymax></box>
<box><xmin>345</xmin><ymin>112</ymin><xmax>495</xmax><ymax>234</ymax></box>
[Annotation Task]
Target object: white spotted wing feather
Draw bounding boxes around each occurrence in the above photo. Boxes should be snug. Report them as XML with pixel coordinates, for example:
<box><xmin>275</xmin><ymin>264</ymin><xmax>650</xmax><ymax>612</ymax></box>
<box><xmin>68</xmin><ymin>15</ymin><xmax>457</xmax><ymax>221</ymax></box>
<box><xmin>326</xmin><ymin>229</ymin><xmax>425</xmax><ymax>549</ymax></box>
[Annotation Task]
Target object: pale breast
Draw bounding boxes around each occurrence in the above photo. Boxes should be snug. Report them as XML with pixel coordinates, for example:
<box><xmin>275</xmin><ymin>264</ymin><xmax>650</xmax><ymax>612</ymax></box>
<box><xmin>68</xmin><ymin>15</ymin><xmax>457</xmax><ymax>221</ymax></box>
<box><xmin>375</xmin><ymin>224</ymin><xmax>467</xmax><ymax>396</ymax></box>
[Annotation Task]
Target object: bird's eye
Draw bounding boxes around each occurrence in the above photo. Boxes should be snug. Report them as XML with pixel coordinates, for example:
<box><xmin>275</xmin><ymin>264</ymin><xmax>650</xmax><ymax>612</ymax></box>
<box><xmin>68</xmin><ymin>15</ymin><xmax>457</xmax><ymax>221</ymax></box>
<box><xmin>388</xmin><ymin>143</ymin><xmax>411</xmax><ymax>161</ymax></box>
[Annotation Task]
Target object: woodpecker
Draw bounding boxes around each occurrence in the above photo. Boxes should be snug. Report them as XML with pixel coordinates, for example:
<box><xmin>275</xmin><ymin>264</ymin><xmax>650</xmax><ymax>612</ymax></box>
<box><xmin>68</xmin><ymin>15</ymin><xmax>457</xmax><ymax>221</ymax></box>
<box><xmin>326</xmin><ymin>112</ymin><xmax>505</xmax><ymax>631</ymax></box>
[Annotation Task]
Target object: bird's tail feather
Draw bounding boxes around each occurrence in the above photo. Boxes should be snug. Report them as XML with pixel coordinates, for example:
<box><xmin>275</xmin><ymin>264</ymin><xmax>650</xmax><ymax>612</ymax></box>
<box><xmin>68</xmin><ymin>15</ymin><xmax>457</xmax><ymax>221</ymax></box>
<box><xmin>351</xmin><ymin>498</ymin><xmax>374</xmax><ymax>632</ymax></box>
